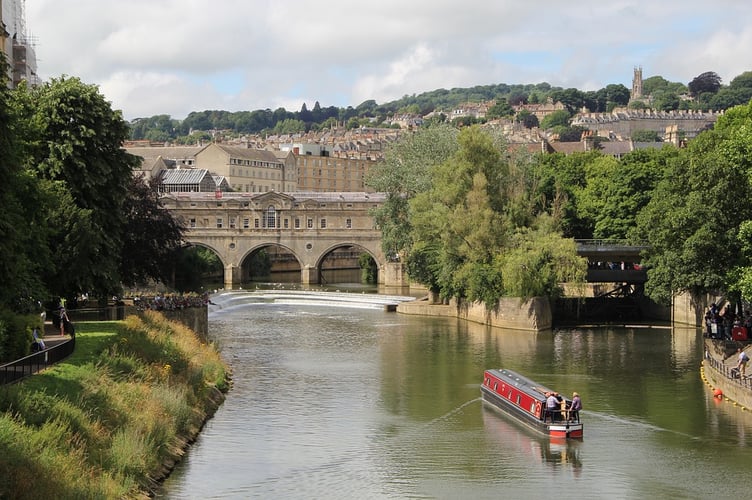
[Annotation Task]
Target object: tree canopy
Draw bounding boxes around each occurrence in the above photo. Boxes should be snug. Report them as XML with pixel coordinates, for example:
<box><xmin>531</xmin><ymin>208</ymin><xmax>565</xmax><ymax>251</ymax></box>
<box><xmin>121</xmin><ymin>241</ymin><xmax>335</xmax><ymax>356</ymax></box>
<box><xmin>0</xmin><ymin>74</ymin><xmax>185</xmax><ymax>311</ymax></box>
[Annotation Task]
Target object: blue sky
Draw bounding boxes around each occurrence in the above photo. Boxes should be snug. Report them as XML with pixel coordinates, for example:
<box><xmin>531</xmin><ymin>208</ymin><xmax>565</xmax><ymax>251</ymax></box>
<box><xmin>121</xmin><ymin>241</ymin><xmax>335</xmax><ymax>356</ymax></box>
<box><xmin>26</xmin><ymin>0</ymin><xmax>752</xmax><ymax>121</ymax></box>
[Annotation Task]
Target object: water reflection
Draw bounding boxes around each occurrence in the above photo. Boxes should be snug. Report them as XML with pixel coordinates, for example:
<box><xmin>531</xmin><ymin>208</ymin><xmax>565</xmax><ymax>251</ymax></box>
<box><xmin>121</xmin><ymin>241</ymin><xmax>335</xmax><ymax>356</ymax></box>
<box><xmin>160</xmin><ymin>290</ymin><xmax>752</xmax><ymax>499</ymax></box>
<box><xmin>482</xmin><ymin>406</ymin><xmax>583</xmax><ymax>474</ymax></box>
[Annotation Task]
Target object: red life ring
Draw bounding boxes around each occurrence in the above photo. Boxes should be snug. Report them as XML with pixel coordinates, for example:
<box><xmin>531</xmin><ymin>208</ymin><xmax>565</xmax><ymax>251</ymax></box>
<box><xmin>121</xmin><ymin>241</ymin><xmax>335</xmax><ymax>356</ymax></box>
<box><xmin>535</xmin><ymin>401</ymin><xmax>542</xmax><ymax>416</ymax></box>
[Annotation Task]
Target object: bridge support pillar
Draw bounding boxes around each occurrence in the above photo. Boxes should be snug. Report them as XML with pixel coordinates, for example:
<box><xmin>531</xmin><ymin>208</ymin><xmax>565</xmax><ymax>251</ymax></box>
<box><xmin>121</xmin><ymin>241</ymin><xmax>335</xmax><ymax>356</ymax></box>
<box><xmin>382</xmin><ymin>262</ymin><xmax>407</xmax><ymax>287</ymax></box>
<box><xmin>224</xmin><ymin>264</ymin><xmax>241</xmax><ymax>289</ymax></box>
<box><xmin>301</xmin><ymin>266</ymin><xmax>319</xmax><ymax>285</ymax></box>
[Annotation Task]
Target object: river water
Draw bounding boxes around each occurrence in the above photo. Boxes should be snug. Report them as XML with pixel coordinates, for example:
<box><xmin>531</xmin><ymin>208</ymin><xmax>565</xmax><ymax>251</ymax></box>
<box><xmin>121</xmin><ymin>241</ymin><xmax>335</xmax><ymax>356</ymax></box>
<box><xmin>159</xmin><ymin>289</ymin><xmax>752</xmax><ymax>499</ymax></box>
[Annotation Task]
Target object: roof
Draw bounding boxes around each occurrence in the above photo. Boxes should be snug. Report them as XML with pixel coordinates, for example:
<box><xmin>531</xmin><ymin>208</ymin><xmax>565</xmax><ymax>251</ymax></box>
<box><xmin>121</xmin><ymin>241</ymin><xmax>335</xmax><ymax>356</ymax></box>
<box><xmin>160</xmin><ymin>168</ymin><xmax>210</xmax><ymax>185</ymax></box>
<box><xmin>126</xmin><ymin>146</ymin><xmax>203</xmax><ymax>167</ymax></box>
<box><xmin>205</xmin><ymin>143</ymin><xmax>283</xmax><ymax>164</ymax></box>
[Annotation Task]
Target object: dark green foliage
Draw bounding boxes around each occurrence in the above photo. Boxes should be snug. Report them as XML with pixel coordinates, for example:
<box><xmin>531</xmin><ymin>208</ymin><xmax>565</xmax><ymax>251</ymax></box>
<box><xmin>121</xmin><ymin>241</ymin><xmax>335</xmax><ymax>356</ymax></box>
<box><xmin>631</xmin><ymin>129</ymin><xmax>662</xmax><ymax>142</ymax></box>
<box><xmin>119</xmin><ymin>175</ymin><xmax>185</xmax><ymax>287</ymax></box>
<box><xmin>0</xmin><ymin>310</ymin><xmax>40</xmax><ymax>362</ymax></box>
<box><xmin>358</xmin><ymin>253</ymin><xmax>378</xmax><ymax>284</ymax></box>
<box><xmin>173</xmin><ymin>247</ymin><xmax>223</xmax><ymax>292</ymax></box>
<box><xmin>688</xmin><ymin>71</ymin><xmax>722</xmax><ymax>97</ymax></box>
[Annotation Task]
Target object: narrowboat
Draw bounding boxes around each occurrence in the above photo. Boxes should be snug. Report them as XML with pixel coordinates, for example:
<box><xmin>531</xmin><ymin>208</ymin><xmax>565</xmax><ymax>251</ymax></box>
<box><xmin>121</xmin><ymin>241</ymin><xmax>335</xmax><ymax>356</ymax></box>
<box><xmin>481</xmin><ymin>368</ymin><xmax>583</xmax><ymax>439</ymax></box>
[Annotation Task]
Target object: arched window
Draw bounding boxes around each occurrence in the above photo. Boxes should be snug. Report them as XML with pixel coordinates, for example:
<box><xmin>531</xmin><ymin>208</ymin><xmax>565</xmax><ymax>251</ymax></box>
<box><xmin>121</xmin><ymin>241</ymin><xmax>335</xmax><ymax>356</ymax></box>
<box><xmin>265</xmin><ymin>206</ymin><xmax>276</xmax><ymax>228</ymax></box>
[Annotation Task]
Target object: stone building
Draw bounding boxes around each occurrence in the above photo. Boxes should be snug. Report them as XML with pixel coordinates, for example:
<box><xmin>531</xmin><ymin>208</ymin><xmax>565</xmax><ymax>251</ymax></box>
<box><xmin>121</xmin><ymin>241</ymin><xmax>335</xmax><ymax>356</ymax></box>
<box><xmin>193</xmin><ymin>143</ymin><xmax>288</xmax><ymax>193</ymax></box>
<box><xmin>571</xmin><ymin>108</ymin><xmax>719</xmax><ymax>141</ymax></box>
<box><xmin>295</xmin><ymin>154</ymin><xmax>375</xmax><ymax>193</ymax></box>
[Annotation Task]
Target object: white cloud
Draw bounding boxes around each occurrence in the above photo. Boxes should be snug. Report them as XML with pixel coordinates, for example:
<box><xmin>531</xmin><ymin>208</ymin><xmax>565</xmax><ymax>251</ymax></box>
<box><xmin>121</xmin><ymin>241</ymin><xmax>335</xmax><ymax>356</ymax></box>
<box><xmin>24</xmin><ymin>0</ymin><xmax>752</xmax><ymax>120</ymax></box>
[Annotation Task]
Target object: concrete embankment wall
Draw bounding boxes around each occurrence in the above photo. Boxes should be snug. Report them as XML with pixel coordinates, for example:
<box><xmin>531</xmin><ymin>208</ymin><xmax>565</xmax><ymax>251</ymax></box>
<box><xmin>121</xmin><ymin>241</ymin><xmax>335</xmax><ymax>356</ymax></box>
<box><xmin>397</xmin><ymin>295</ymin><xmax>551</xmax><ymax>332</ymax></box>
<box><xmin>703</xmin><ymin>339</ymin><xmax>752</xmax><ymax>410</ymax></box>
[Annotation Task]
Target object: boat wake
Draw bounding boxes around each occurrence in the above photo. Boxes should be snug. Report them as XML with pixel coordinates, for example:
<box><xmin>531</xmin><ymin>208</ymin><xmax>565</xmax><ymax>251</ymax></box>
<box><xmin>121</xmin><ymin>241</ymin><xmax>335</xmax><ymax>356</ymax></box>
<box><xmin>585</xmin><ymin>410</ymin><xmax>701</xmax><ymax>440</ymax></box>
<box><xmin>422</xmin><ymin>397</ymin><xmax>482</xmax><ymax>428</ymax></box>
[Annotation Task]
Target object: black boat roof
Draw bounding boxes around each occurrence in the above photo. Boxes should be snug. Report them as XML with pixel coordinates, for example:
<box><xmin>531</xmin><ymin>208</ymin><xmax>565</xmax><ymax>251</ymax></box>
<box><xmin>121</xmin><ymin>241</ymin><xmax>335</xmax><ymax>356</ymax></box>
<box><xmin>485</xmin><ymin>368</ymin><xmax>564</xmax><ymax>401</ymax></box>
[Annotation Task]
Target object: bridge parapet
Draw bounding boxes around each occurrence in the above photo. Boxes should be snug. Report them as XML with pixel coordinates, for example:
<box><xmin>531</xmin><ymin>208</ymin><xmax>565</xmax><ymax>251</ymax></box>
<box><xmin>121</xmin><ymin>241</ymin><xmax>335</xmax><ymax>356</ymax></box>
<box><xmin>576</xmin><ymin>239</ymin><xmax>650</xmax><ymax>261</ymax></box>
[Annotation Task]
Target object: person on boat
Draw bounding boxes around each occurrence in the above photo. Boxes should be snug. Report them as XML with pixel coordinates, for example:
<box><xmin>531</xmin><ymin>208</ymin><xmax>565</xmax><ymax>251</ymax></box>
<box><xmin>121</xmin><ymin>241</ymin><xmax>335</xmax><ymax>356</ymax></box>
<box><xmin>569</xmin><ymin>392</ymin><xmax>582</xmax><ymax>422</ymax></box>
<box><xmin>545</xmin><ymin>392</ymin><xmax>559</xmax><ymax>422</ymax></box>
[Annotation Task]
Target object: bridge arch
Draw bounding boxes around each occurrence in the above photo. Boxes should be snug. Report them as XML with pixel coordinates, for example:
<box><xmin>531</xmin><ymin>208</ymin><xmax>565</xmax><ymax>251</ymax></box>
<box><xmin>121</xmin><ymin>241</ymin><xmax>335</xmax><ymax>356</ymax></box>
<box><xmin>162</xmin><ymin>191</ymin><xmax>407</xmax><ymax>289</ymax></box>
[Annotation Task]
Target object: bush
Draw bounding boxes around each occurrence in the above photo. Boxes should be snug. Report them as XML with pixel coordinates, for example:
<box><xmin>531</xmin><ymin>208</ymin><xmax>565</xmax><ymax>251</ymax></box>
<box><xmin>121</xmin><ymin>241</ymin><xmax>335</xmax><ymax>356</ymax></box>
<box><xmin>0</xmin><ymin>309</ymin><xmax>42</xmax><ymax>363</ymax></box>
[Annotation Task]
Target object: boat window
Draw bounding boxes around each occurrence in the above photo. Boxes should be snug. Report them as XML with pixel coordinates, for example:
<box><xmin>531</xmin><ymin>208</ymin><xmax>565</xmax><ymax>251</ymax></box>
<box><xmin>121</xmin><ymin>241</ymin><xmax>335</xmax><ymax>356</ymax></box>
<box><xmin>516</xmin><ymin>395</ymin><xmax>521</xmax><ymax>405</ymax></box>
<box><xmin>494</xmin><ymin>383</ymin><xmax>498</xmax><ymax>391</ymax></box>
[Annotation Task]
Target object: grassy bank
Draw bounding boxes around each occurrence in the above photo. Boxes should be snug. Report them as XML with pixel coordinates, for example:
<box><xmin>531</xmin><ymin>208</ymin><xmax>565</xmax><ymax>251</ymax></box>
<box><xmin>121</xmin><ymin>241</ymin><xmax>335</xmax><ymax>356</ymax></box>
<box><xmin>0</xmin><ymin>310</ymin><xmax>230</xmax><ymax>499</ymax></box>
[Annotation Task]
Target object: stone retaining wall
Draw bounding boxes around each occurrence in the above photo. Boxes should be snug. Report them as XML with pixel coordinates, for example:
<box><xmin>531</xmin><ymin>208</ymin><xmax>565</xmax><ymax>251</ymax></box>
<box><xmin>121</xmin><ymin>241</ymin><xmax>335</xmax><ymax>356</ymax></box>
<box><xmin>397</xmin><ymin>296</ymin><xmax>551</xmax><ymax>332</ymax></box>
<box><xmin>702</xmin><ymin>339</ymin><xmax>752</xmax><ymax>410</ymax></box>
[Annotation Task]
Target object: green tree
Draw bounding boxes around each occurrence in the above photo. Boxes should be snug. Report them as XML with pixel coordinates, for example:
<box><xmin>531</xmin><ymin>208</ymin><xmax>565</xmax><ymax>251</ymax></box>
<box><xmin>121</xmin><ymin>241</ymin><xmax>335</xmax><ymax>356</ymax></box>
<box><xmin>635</xmin><ymin>101</ymin><xmax>752</xmax><ymax>304</ymax></box>
<box><xmin>540</xmin><ymin>109</ymin><xmax>571</xmax><ymax>130</ymax></box>
<box><xmin>119</xmin><ymin>176</ymin><xmax>185</xmax><ymax>287</ymax></box>
<box><xmin>631</xmin><ymin>129</ymin><xmax>661</xmax><ymax>142</ymax></box>
<box><xmin>515</xmin><ymin>109</ymin><xmax>539</xmax><ymax>128</ymax></box>
<box><xmin>688</xmin><ymin>71</ymin><xmax>722</xmax><ymax>98</ymax></box>
<box><xmin>403</xmin><ymin>126</ymin><xmax>584</xmax><ymax>306</ymax></box>
<box><xmin>0</xmin><ymin>60</ymin><xmax>51</xmax><ymax>310</ymax></box>
<box><xmin>486</xmin><ymin>98</ymin><xmax>514</xmax><ymax>119</ymax></box>
<box><xmin>15</xmin><ymin>76</ymin><xmax>138</xmax><ymax>299</ymax></box>
<box><xmin>365</xmin><ymin>124</ymin><xmax>459</xmax><ymax>260</ymax></box>
<box><xmin>578</xmin><ymin>147</ymin><xmax>676</xmax><ymax>240</ymax></box>
<box><xmin>531</xmin><ymin>151</ymin><xmax>601</xmax><ymax>239</ymax></box>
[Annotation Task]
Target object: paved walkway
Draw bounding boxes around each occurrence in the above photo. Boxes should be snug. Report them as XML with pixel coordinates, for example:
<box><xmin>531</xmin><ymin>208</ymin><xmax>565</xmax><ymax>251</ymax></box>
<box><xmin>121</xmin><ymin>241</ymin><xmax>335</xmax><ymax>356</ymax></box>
<box><xmin>41</xmin><ymin>322</ymin><xmax>71</xmax><ymax>348</ymax></box>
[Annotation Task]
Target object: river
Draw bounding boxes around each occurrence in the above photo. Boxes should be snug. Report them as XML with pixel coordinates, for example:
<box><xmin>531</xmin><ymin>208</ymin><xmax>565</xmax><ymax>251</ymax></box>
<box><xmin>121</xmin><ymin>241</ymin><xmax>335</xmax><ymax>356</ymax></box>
<box><xmin>158</xmin><ymin>288</ymin><xmax>752</xmax><ymax>499</ymax></box>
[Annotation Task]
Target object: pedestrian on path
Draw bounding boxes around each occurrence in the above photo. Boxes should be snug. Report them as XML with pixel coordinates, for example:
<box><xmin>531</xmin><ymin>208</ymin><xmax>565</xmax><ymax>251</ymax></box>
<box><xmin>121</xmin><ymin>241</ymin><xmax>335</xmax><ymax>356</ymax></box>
<box><xmin>737</xmin><ymin>348</ymin><xmax>749</xmax><ymax>378</ymax></box>
<box><xmin>58</xmin><ymin>306</ymin><xmax>69</xmax><ymax>336</ymax></box>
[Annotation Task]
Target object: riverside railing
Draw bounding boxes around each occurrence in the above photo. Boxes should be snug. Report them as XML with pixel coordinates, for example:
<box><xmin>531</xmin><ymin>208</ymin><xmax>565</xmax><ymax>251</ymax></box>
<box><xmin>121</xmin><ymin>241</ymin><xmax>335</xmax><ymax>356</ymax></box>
<box><xmin>0</xmin><ymin>337</ymin><xmax>76</xmax><ymax>385</ymax></box>
<box><xmin>704</xmin><ymin>352</ymin><xmax>752</xmax><ymax>390</ymax></box>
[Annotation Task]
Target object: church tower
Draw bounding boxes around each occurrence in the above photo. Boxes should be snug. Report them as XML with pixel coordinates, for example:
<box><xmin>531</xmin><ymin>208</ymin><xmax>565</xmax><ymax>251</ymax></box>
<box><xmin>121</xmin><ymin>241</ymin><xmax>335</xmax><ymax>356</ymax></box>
<box><xmin>631</xmin><ymin>66</ymin><xmax>643</xmax><ymax>101</ymax></box>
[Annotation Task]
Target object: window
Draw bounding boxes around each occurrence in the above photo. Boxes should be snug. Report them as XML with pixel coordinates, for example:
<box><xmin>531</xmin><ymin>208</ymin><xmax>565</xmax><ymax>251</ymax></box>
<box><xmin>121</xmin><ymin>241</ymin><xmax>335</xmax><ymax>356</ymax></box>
<box><xmin>284</xmin><ymin>218</ymin><xmax>289</xmax><ymax>229</ymax></box>
<box><xmin>307</xmin><ymin>218</ymin><xmax>313</xmax><ymax>229</ymax></box>
<box><xmin>345</xmin><ymin>218</ymin><xmax>352</xmax><ymax>229</ymax></box>
<box><xmin>265</xmin><ymin>206</ymin><xmax>276</xmax><ymax>228</ymax></box>
<box><xmin>295</xmin><ymin>218</ymin><xmax>300</xmax><ymax>229</ymax></box>
<box><xmin>189</xmin><ymin>218</ymin><xmax>196</xmax><ymax>228</ymax></box>
<box><xmin>254</xmin><ymin>218</ymin><xmax>260</xmax><ymax>228</ymax></box>
<box><xmin>243</xmin><ymin>218</ymin><xmax>250</xmax><ymax>229</ymax></box>
<box><xmin>229</xmin><ymin>217</ymin><xmax>236</xmax><ymax>229</ymax></box>
<box><xmin>320</xmin><ymin>218</ymin><xmax>327</xmax><ymax>229</ymax></box>
<box><xmin>216</xmin><ymin>218</ymin><xmax>223</xmax><ymax>228</ymax></box>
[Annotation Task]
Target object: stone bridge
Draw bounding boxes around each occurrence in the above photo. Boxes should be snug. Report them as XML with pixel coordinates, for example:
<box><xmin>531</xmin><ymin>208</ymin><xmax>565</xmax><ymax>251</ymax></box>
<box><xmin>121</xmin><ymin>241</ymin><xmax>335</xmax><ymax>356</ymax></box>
<box><xmin>161</xmin><ymin>191</ymin><xmax>406</xmax><ymax>288</ymax></box>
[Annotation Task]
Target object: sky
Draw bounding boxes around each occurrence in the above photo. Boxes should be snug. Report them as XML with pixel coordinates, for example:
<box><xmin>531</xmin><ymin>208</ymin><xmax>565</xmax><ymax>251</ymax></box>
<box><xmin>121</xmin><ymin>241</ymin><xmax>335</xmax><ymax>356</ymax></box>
<box><xmin>24</xmin><ymin>0</ymin><xmax>752</xmax><ymax>121</ymax></box>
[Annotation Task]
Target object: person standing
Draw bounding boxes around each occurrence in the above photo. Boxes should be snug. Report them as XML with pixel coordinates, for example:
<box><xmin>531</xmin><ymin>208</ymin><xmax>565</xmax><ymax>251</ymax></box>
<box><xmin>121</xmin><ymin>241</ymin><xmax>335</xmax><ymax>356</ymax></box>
<box><xmin>737</xmin><ymin>348</ymin><xmax>749</xmax><ymax>378</ymax></box>
<box><xmin>59</xmin><ymin>306</ymin><xmax>69</xmax><ymax>336</ymax></box>
<box><xmin>569</xmin><ymin>392</ymin><xmax>582</xmax><ymax>422</ymax></box>
<box><xmin>546</xmin><ymin>392</ymin><xmax>559</xmax><ymax>422</ymax></box>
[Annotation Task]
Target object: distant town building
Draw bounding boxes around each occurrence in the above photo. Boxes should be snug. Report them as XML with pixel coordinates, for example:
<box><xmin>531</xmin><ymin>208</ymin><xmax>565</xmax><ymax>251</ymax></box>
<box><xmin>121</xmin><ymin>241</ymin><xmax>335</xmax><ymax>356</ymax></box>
<box><xmin>513</xmin><ymin>98</ymin><xmax>567</xmax><ymax>120</ymax></box>
<box><xmin>194</xmin><ymin>143</ymin><xmax>287</xmax><ymax>193</ymax></box>
<box><xmin>631</xmin><ymin>66</ymin><xmax>643</xmax><ymax>101</ymax></box>
<box><xmin>572</xmin><ymin>108</ymin><xmax>720</xmax><ymax>141</ymax></box>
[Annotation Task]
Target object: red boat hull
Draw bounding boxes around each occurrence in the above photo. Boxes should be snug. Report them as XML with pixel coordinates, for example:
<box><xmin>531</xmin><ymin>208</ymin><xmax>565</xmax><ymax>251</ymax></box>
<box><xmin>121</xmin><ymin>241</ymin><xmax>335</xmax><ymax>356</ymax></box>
<box><xmin>481</xmin><ymin>368</ymin><xmax>583</xmax><ymax>439</ymax></box>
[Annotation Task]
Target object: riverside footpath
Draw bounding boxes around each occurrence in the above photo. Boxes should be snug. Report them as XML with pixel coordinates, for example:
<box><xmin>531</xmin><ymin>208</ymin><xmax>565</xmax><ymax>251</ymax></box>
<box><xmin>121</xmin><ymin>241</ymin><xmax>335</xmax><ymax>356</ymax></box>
<box><xmin>702</xmin><ymin>339</ymin><xmax>752</xmax><ymax>410</ymax></box>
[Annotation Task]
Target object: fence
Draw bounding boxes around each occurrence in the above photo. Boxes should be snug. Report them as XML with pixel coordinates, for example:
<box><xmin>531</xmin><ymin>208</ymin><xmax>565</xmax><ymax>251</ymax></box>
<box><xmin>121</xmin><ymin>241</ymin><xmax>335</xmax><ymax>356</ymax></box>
<box><xmin>0</xmin><ymin>337</ymin><xmax>76</xmax><ymax>385</ymax></box>
<box><xmin>703</xmin><ymin>350</ymin><xmax>752</xmax><ymax>390</ymax></box>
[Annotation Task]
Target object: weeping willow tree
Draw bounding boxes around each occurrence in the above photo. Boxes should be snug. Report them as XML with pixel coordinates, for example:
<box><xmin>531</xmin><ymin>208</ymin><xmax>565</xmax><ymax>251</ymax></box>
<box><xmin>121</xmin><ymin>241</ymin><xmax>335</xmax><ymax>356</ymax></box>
<box><xmin>380</xmin><ymin>125</ymin><xmax>586</xmax><ymax>307</ymax></box>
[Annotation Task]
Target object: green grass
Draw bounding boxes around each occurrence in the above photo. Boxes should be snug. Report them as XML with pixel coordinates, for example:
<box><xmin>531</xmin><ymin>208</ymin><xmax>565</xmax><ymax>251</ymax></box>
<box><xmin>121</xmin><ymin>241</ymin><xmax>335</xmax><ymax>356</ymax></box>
<box><xmin>0</xmin><ymin>312</ymin><xmax>229</xmax><ymax>499</ymax></box>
